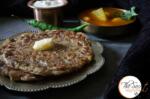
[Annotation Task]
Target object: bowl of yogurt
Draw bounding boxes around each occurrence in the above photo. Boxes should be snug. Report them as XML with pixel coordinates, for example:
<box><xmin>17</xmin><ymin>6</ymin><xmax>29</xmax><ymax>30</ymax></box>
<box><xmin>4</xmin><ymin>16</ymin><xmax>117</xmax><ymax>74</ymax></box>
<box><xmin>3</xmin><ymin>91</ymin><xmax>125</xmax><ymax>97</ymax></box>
<box><xmin>28</xmin><ymin>0</ymin><xmax>68</xmax><ymax>25</ymax></box>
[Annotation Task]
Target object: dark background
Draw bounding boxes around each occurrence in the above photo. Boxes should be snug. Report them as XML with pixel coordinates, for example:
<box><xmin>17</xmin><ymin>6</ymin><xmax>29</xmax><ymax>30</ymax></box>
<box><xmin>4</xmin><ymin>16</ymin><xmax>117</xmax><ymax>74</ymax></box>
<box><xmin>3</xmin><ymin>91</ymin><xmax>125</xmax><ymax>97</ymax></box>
<box><xmin>0</xmin><ymin>0</ymin><xmax>129</xmax><ymax>17</ymax></box>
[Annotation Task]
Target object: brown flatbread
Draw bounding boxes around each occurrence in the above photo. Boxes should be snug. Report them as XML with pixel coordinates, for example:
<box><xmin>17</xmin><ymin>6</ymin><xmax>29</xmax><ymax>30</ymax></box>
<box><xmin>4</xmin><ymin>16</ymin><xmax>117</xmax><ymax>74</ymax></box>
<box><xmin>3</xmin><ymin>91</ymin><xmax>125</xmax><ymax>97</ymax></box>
<box><xmin>0</xmin><ymin>30</ymin><xmax>93</xmax><ymax>81</ymax></box>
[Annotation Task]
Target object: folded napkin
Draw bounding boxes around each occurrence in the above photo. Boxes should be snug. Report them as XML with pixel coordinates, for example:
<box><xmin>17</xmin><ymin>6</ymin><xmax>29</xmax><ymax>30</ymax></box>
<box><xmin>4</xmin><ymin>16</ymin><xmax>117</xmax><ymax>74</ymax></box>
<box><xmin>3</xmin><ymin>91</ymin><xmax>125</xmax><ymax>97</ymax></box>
<box><xmin>104</xmin><ymin>0</ymin><xmax>150</xmax><ymax>99</ymax></box>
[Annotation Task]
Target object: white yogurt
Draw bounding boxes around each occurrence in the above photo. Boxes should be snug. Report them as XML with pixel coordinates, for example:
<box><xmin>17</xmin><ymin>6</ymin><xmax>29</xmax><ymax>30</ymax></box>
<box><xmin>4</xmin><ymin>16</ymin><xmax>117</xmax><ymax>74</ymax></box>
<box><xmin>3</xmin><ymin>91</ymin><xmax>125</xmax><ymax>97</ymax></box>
<box><xmin>33</xmin><ymin>0</ymin><xmax>64</xmax><ymax>8</ymax></box>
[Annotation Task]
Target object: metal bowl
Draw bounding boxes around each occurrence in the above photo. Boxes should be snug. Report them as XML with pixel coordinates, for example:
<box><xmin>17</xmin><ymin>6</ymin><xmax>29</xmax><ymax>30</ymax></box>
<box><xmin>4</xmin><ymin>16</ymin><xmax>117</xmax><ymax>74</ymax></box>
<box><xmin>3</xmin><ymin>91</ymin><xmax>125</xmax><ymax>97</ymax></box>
<box><xmin>80</xmin><ymin>8</ymin><xmax>137</xmax><ymax>38</ymax></box>
<box><xmin>28</xmin><ymin>0</ymin><xmax>68</xmax><ymax>26</ymax></box>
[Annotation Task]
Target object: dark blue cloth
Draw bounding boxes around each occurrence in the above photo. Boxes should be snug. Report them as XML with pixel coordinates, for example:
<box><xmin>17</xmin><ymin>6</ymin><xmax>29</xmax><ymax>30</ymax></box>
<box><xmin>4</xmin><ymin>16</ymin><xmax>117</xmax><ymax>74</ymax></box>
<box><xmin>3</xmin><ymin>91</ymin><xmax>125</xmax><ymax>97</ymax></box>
<box><xmin>104</xmin><ymin>0</ymin><xmax>150</xmax><ymax>99</ymax></box>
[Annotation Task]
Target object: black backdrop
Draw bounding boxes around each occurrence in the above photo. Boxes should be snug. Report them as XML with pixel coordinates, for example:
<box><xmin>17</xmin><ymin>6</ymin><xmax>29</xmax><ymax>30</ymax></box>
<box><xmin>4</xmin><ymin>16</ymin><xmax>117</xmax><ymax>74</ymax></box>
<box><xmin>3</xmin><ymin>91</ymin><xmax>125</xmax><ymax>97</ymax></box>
<box><xmin>0</xmin><ymin>0</ymin><xmax>127</xmax><ymax>17</ymax></box>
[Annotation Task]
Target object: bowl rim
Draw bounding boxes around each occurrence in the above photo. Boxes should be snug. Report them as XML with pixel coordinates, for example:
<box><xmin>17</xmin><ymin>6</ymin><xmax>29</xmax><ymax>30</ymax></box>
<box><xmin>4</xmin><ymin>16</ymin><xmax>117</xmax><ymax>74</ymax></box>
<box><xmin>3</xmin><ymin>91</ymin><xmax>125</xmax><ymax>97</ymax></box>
<box><xmin>79</xmin><ymin>7</ymin><xmax>136</xmax><ymax>27</ymax></box>
<box><xmin>28</xmin><ymin>0</ymin><xmax>68</xmax><ymax>9</ymax></box>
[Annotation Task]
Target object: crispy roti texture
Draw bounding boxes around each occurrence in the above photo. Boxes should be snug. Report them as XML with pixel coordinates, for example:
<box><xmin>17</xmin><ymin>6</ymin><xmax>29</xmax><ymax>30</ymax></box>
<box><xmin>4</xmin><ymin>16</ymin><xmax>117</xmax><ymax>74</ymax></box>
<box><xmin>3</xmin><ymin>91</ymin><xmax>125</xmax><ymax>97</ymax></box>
<box><xmin>0</xmin><ymin>30</ymin><xmax>93</xmax><ymax>81</ymax></box>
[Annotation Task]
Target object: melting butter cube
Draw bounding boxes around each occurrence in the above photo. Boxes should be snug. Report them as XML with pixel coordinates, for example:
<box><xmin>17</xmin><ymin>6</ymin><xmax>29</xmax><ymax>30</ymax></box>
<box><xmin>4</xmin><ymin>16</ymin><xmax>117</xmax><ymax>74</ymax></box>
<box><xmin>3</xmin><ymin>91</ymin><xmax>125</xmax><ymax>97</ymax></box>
<box><xmin>33</xmin><ymin>38</ymin><xmax>54</xmax><ymax>51</ymax></box>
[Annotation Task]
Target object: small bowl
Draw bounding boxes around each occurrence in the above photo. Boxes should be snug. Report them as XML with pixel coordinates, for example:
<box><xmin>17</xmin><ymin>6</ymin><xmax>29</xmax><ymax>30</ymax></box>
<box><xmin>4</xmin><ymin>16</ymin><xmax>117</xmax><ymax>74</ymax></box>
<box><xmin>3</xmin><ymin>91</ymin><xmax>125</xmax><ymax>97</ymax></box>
<box><xmin>28</xmin><ymin>0</ymin><xmax>68</xmax><ymax>26</ymax></box>
<box><xmin>79</xmin><ymin>7</ymin><xmax>137</xmax><ymax>38</ymax></box>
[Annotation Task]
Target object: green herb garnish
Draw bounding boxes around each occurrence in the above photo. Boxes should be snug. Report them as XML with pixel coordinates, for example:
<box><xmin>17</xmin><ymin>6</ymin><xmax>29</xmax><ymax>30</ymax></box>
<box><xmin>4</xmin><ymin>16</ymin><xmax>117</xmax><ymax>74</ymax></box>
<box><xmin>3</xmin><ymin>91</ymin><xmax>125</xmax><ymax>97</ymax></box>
<box><xmin>121</xmin><ymin>6</ymin><xmax>138</xmax><ymax>20</ymax></box>
<box><xmin>27</xmin><ymin>19</ymin><xmax>89</xmax><ymax>32</ymax></box>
